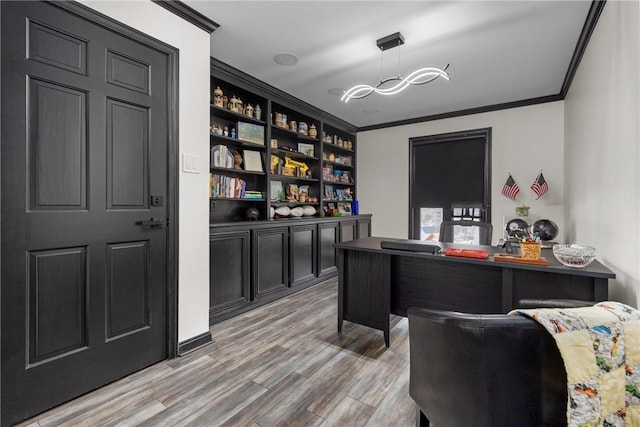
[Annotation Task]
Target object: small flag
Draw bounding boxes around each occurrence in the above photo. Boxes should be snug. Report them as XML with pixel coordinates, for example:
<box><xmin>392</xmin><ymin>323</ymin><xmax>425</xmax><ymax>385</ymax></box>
<box><xmin>531</xmin><ymin>171</ymin><xmax>549</xmax><ymax>199</ymax></box>
<box><xmin>502</xmin><ymin>174</ymin><xmax>520</xmax><ymax>200</ymax></box>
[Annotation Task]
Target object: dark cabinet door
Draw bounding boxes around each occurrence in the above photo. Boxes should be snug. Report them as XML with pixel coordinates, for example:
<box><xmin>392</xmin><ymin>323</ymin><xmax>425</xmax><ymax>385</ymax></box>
<box><xmin>358</xmin><ymin>218</ymin><xmax>372</xmax><ymax>238</ymax></box>
<box><xmin>252</xmin><ymin>227</ymin><xmax>289</xmax><ymax>299</ymax></box>
<box><xmin>340</xmin><ymin>219</ymin><xmax>358</xmax><ymax>242</ymax></box>
<box><xmin>1</xmin><ymin>2</ymin><xmax>170</xmax><ymax>424</ymax></box>
<box><xmin>290</xmin><ymin>224</ymin><xmax>317</xmax><ymax>287</ymax></box>
<box><xmin>318</xmin><ymin>222</ymin><xmax>339</xmax><ymax>277</ymax></box>
<box><xmin>210</xmin><ymin>231</ymin><xmax>250</xmax><ymax>322</ymax></box>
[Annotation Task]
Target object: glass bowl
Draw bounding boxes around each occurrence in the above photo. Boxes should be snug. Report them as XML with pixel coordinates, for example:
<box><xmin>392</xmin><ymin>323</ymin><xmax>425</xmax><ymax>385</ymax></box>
<box><xmin>552</xmin><ymin>244</ymin><xmax>596</xmax><ymax>268</ymax></box>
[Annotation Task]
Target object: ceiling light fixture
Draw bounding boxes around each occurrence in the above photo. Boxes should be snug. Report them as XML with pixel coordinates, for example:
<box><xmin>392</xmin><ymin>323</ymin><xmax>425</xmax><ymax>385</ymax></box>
<box><xmin>341</xmin><ymin>32</ymin><xmax>450</xmax><ymax>103</ymax></box>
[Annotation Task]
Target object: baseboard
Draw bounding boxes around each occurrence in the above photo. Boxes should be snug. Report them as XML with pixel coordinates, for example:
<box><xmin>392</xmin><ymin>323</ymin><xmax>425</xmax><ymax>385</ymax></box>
<box><xmin>177</xmin><ymin>331</ymin><xmax>213</xmax><ymax>356</ymax></box>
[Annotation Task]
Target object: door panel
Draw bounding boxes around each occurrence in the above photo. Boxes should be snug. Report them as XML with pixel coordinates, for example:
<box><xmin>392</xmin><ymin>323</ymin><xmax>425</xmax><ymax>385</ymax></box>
<box><xmin>106</xmin><ymin>50</ymin><xmax>150</xmax><ymax>94</ymax></box>
<box><xmin>27</xmin><ymin>20</ymin><xmax>88</xmax><ymax>75</ymax></box>
<box><xmin>29</xmin><ymin>78</ymin><xmax>87</xmax><ymax>210</ymax></box>
<box><xmin>318</xmin><ymin>222</ymin><xmax>338</xmax><ymax>277</ymax></box>
<box><xmin>106</xmin><ymin>241</ymin><xmax>150</xmax><ymax>339</ymax></box>
<box><xmin>2</xmin><ymin>2</ymin><xmax>170</xmax><ymax>424</ymax></box>
<box><xmin>28</xmin><ymin>247</ymin><xmax>88</xmax><ymax>364</ymax></box>
<box><xmin>107</xmin><ymin>99</ymin><xmax>149</xmax><ymax>209</ymax></box>
<box><xmin>253</xmin><ymin>227</ymin><xmax>289</xmax><ymax>299</ymax></box>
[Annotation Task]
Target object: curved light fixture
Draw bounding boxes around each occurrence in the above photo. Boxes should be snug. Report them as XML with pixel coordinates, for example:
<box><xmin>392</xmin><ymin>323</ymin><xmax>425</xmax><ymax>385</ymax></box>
<box><xmin>341</xmin><ymin>65</ymin><xmax>450</xmax><ymax>103</ymax></box>
<box><xmin>341</xmin><ymin>32</ymin><xmax>450</xmax><ymax>103</ymax></box>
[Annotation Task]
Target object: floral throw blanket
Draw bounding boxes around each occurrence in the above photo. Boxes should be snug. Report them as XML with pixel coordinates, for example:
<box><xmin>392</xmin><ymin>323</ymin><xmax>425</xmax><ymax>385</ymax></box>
<box><xmin>513</xmin><ymin>302</ymin><xmax>640</xmax><ymax>426</ymax></box>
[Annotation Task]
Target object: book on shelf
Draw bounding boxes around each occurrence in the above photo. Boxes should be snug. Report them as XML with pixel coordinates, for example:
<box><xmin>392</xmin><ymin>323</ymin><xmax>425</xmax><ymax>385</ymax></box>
<box><xmin>209</xmin><ymin>173</ymin><xmax>248</xmax><ymax>199</ymax></box>
<box><xmin>211</xmin><ymin>144</ymin><xmax>233</xmax><ymax>168</ymax></box>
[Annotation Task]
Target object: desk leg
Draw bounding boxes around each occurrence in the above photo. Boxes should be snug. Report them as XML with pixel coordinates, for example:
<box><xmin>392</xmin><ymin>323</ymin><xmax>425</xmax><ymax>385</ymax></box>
<box><xmin>337</xmin><ymin>248</ymin><xmax>344</xmax><ymax>334</ymax></box>
<box><xmin>501</xmin><ymin>268</ymin><xmax>514</xmax><ymax>312</ymax></box>
<box><xmin>594</xmin><ymin>277</ymin><xmax>608</xmax><ymax>301</ymax></box>
<box><xmin>383</xmin><ymin>329</ymin><xmax>390</xmax><ymax>348</ymax></box>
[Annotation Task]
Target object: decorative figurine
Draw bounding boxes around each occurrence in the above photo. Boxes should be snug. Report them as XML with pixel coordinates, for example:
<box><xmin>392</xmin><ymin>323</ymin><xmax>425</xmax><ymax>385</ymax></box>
<box><xmin>232</xmin><ymin>150</ymin><xmax>243</xmax><ymax>170</ymax></box>
<box><xmin>245</xmin><ymin>104</ymin><xmax>254</xmax><ymax>118</ymax></box>
<box><xmin>231</xmin><ymin>127</ymin><xmax>236</xmax><ymax>139</ymax></box>
<box><xmin>255</xmin><ymin>104</ymin><xmax>262</xmax><ymax>121</ymax></box>
<box><xmin>229</xmin><ymin>96</ymin><xmax>240</xmax><ymax>112</ymax></box>
<box><xmin>308</xmin><ymin>124</ymin><xmax>317</xmax><ymax>138</ymax></box>
<box><xmin>213</xmin><ymin>86</ymin><xmax>224</xmax><ymax>108</ymax></box>
<box><xmin>223</xmin><ymin>126</ymin><xmax>229</xmax><ymax>137</ymax></box>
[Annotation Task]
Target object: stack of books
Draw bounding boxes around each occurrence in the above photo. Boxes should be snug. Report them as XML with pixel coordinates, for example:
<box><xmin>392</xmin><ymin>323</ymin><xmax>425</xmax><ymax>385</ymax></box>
<box><xmin>244</xmin><ymin>191</ymin><xmax>263</xmax><ymax>200</ymax></box>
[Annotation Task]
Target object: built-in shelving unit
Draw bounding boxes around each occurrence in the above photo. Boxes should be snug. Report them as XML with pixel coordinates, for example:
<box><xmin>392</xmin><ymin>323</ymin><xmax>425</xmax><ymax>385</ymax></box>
<box><xmin>209</xmin><ymin>59</ymin><xmax>357</xmax><ymax>222</ymax></box>
<box><xmin>208</xmin><ymin>58</ymin><xmax>367</xmax><ymax>325</ymax></box>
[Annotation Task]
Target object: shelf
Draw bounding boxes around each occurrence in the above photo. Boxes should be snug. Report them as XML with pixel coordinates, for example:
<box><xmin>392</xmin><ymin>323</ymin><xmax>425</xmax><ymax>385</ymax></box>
<box><xmin>210</xmin><ymin>104</ymin><xmax>266</xmax><ymax>126</ymax></box>
<box><xmin>210</xmin><ymin>134</ymin><xmax>266</xmax><ymax>150</ymax></box>
<box><xmin>271</xmin><ymin>175</ymin><xmax>319</xmax><ymax>183</ymax></box>
<box><xmin>322</xmin><ymin>180</ymin><xmax>354</xmax><ymax>186</ymax></box>
<box><xmin>322</xmin><ymin>142</ymin><xmax>354</xmax><ymax>154</ymax></box>
<box><xmin>271</xmin><ymin>125</ymin><xmax>318</xmax><ymax>141</ymax></box>
<box><xmin>323</xmin><ymin>159</ymin><xmax>354</xmax><ymax>168</ymax></box>
<box><xmin>270</xmin><ymin>201</ymin><xmax>320</xmax><ymax>206</ymax></box>
<box><xmin>210</xmin><ymin>166</ymin><xmax>266</xmax><ymax>176</ymax></box>
<box><xmin>323</xmin><ymin>199</ymin><xmax>354</xmax><ymax>203</ymax></box>
<box><xmin>211</xmin><ymin>67</ymin><xmax>357</xmax><ymax>225</ymax></box>
<box><xmin>211</xmin><ymin>197</ymin><xmax>266</xmax><ymax>202</ymax></box>
<box><xmin>273</xmin><ymin>149</ymin><xmax>318</xmax><ymax>161</ymax></box>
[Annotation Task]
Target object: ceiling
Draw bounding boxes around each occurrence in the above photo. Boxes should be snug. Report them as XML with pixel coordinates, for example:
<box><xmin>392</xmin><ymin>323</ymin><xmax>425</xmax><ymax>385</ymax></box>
<box><xmin>184</xmin><ymin>1</ymin><xmax>594</xmax><ymax>129</ymax></box>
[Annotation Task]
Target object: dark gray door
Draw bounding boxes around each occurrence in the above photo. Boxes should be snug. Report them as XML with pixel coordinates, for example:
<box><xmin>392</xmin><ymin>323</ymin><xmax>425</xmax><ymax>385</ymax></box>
<box><xmin>1</xmin><ymin>2</ymin><xmax>170</xmax><ymax>424</ymax></box>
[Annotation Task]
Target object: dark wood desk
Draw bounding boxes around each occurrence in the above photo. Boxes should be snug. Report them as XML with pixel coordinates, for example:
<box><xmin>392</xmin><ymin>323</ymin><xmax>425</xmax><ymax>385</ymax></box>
<box><xmin>336</xmin><ymin>237</ymin><xmax>615</xmax><ymax>346</ymax></box>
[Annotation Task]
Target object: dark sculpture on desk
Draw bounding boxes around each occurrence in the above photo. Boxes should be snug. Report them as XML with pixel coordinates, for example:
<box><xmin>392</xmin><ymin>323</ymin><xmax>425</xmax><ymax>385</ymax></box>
<box><xmin>504</xmin><ymin>218</ymin><xmax>559</xmax><ymax>252</ymax></box>
<box><xmin>533</xmin><ymin>219</ymin><xmax>559</xmax><ymax>247</ymax></box>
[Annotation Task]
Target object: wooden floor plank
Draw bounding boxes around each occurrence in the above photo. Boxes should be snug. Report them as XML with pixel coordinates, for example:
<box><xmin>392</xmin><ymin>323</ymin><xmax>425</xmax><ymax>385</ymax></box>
<box><xmin>23</xmin><ymin>278</ymin><xmax>415</xmax><ymax>426</ymax></box>
<box><xmin>319</xmin><ymin>396</ymin><xmax>376</xmax><ymax>427</ymax></box>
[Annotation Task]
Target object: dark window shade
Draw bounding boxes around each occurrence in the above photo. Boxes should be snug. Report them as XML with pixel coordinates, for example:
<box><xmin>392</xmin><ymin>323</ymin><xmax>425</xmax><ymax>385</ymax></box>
<box><xmin>411</xmin><ymin>137</ymin><xmax>486</xmax><ymax>208</ymax></box>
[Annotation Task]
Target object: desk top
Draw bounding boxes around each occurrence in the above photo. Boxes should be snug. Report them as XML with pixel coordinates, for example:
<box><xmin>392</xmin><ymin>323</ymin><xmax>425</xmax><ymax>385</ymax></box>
<box><xmin>335</xmin><ymin>237</ymin><xmax>616</xmax><ymax>279</ymax></box>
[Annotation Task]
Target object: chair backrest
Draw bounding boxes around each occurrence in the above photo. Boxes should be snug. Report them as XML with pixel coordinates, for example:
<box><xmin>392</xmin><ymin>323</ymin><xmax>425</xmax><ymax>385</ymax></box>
<box><xmin>439</xmin><ymin>220</ymin><xmax>493</xmax><ymax>245</ymax></box>
<box><xmin>451</xmin><ymin>201</ymin><xmax>485</xmax><ymax>221</ymax></box>
<box><xmin>408</xmin><ymin>308</ymin><xmax>568</xmax><ymax>427</ymax></box>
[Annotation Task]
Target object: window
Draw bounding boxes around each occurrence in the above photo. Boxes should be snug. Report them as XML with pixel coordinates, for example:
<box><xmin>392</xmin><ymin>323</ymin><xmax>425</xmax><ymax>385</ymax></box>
<box><xmin>420</xmin><ymin>208</ymin><xmax>443</xmax><ymax>241</ymax></box>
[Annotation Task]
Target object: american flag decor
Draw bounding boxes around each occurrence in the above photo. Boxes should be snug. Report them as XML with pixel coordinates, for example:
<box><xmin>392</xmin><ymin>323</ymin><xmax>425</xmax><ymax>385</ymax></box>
<box><xmin>502</xmin><ymin>174</ymin><xmax>520</xmax><ymax>200</ymax></box>
<box><xmin>531</xmin><ymin>172</ymin><xmax>549</xmax><ymax>199</ymax></box>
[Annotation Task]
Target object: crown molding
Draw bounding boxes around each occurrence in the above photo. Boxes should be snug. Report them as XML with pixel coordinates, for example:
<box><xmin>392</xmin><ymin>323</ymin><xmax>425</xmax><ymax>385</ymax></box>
<box><xmin>151</xmin><ymin>0</ymin><xmax>219</xmax><ymax>34</ymax></box>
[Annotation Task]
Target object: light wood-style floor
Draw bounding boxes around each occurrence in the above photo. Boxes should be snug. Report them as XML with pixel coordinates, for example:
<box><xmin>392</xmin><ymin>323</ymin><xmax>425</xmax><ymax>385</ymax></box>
<box><xmin>20</xmin><ymin>278</ymin><xmax>415</xmax><ymax>426</ymax></box>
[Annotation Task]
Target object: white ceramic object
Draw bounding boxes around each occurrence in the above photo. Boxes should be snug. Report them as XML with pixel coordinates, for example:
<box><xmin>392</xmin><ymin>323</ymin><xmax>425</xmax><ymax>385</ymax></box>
<box><xmin>290</xmin><ymin>207</ymin><xmax>304</xmax><ymax>217</ymax></box>
<box><xmin>274</xmin><ymin>206</ymin><xmax>290</xmax><ymax>217</ymax></box>
<box><xmin>302</xmin><ymin>205</ymin><xmax>317</xmax><ymax>216</ymax></box>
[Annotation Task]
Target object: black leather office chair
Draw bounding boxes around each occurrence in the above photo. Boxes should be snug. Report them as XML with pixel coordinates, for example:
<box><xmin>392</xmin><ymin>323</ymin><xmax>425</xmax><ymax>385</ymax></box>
<box><xmin>407</xmin><ymin>304</ymin><xmax>592</xmax><ymax>427</ymax></box>
<box><xmin>439</xmin><ymin>220</ymin><xmax>493</xmax><ymax>246</ymax></box>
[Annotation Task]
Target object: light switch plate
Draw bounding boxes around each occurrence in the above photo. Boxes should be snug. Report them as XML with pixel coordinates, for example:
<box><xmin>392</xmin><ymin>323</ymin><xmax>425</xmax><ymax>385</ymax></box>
<box><xmin>182</xmin><ymin>154</ymin><xmax>200</xmax><ymax>174</ymax></box>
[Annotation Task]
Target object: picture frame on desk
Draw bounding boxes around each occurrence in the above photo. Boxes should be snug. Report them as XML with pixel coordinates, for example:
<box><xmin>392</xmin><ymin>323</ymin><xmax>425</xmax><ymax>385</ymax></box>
<box><xmin>237</xmin><ymin>121</ymin><xmax>264</xmax><ymax>145</ymax></box>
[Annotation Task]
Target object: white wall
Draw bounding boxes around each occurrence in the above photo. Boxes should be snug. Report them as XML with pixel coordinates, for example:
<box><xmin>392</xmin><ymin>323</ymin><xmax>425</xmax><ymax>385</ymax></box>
<box><xmin>79</xmin><ymin>1</ymin><xmax>211</xmax><ymax>342</ymax></box>
<box><xmin>358</xmin><ymin>102</ymin><xmax>565</xmax><ymax>243</ymax></box>
<box><xmin>564</xmin><ymin>1</ymin><xmax>639</xmax><ymax>307</ymax></box>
